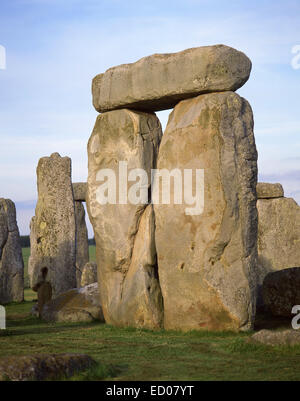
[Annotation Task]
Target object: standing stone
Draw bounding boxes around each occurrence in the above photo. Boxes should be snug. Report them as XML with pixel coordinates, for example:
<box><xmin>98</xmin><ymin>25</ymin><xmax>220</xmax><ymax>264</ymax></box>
<box><xmin>87</xmin><ymin>109</ymin><xmax>163</xmax><ymax>329</ymax></box>
<box><xmin>74</xmin><ymin>201</ymin><xmax>89</xmax><ymax>287</ymax></box>
<box><xmin>257</xmin><ymin>196</ymin><xmax>300</xmax><ymax>302</ymax></box>
<box><xmin>81</xmin><ymin>262</ymin><xmax>97</xmax><ymax>287</ymax></box>
<box><xmin>28</xmin><ymin>153</ymin><xmax>76</xmax><ymax>297</ymax></box>
<box><xmin>0</xmin><ymin>199</ymin><xmax>24</xmax><ymax>303</ymax></box>
<box><xmin>73</xmin><ymin>182</ymin><xmax>87</xmax><ymax>202</ymax></box>
<box><xmin>262</xmin><ymin>267</ymin><xmax>300</xmax><ymax>317</ymax></box>
<box><xmin>256</xmin><ymin>183</ymin><xmax>284</xmax><ymax>199</ymax></box>
<box><xmin>92</xmin><ymin>45</ymin><xmax>252</xmax><ymax>113</ymax></box>
<box><xmin>154</xmin><ymin>92</ymin><xmax>258</xmax><ymax>331</ymax></box>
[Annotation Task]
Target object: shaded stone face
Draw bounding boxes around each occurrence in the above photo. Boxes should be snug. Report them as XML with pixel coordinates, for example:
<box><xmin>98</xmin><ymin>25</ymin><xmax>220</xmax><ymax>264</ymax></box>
<box><xmin>28</xmin><ymin>153</ymin><xmax>76</xmax><ymax>297</ymax></box>
<box><xmin>262</xmin><ymin>267</ymin><xmax>300</xmax><ymax>317</ymax></box>
<box><xmin>86</xmin><ymin>109</ymin><xmax>163</xmax><ymax>329</ymax></box>
<box><xmin>74</xmin><ymin>201</ymin><xmax>89</xmax><ymax>287</ymax></box>
<box><xmin>0</xmin><ymin>198</ymin><xmax>24</xmax><ymax>304</ymax></box>
<box><xmin>154</xmin><ymin>92</ymin><xmax>258</xmax><ymax>331</ymax></box>
<box><xmin>92</xmin><ymin>45</ymin><xmax>252</xmax><ymax>113</ymax></box>
<box><xmin>257</xmin><ymin>197</ymin><xmax>300</xmax><ymax>305</ymax></box>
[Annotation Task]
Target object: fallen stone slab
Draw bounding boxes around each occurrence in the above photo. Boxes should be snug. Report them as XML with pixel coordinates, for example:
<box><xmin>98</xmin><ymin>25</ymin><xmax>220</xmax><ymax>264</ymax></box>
<box><xmin>256</xmin><ymin>183</ymin><xmax>284</xmax><ymax>199</ymax></box>
<box><xmin>249</xmin><ymin>329</ymin><xmax>300</xmax><ymax>346</ymax></box>
<box><xmin>262</xmin><ymin>267</ymin><xmax>300</xmax><ymax>317</ymax></box>
<box><xmin>41</xmin><ymin>282</ymin><xmax>104</xmax><ymax>323</ymax></box>
<box><xmin>0</xmin><ymin>353</ymin><xmax>95</xmax><ymax>381</ymax></box>
<box><xmin>73</xmin><ymin>182</ymin><xmax>87</xmax><ymax>202</ymax></box>
<box><xmin>92</xmin><ymin>44</ymin><xmax>252</xmax><ymax>113</ymax></box>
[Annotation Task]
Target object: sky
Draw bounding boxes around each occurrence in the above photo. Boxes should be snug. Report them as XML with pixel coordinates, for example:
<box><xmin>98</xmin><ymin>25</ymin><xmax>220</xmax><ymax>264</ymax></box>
<box><xmin>0</xmin><ymin>0</ymin><xmax>299</xmax><ymax>236</ymax></box>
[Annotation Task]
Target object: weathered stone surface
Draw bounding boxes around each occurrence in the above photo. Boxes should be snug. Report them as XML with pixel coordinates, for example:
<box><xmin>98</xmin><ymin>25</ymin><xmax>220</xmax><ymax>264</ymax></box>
<box><xmin>81</xmin><ymin>261</ymin><xmax>97</xmax><ymax>287</ymax></box>
<box><xmin>41</xmin><ymin>282</ymin><xmax>104</xmax><ymax>322</ymax></box>
<box><xmin>73</xmin><ymin>182</ymin><xmax>87</xmax><ymax>202</ymax></box>
<box><xmin>256</xmin><ymin>183</ymin><xmax>284</xmax><ymax>199</ymax></box>
<box><xmin>0</xmin><ymin>198</ymin><xmax>24</xmax><ymax>303</ymax></box>
<box><xmin>0</xmin><ymin>354</ymin><xmax>95</xmax><ymax>381</ymax></box>
<box><xmin>28</xmin><ymin>153</ymin><xmax>76</xmax><ymax>298</ymax></box>
<box><xmin>92</xmin><ymin>45</ymin><xmax>252</xmax><ymax>113</ymax></box>
<box><xmin>257</xmin><ymin>197</ymin><xmax>300</xmax><ymax>304</ymax></box>
<box><xmin>249</xmin><ymin>329</ymin><xmax>300</xmax><ymax>346</ymax></box>
<box><xmin>113</xmin><ymin>204</ymin><xmax>163</xmax><ymax>328</ymax></box>
<box><xmin>262</xmin><ymin>267</ymin><xmax>300</xmax><ymax>317</ymax></box>
<box><xmin>75</xmin><ymin>201</ymin><xmax>89</xmax><ymax>286</ymax></box>
<box><xmin>87</xmin><ymin>109</ymin><xmax>163</xmax><ymax>329</ymax></box>
<box><xmin>154</xmin><ymin>92</ymin><xmax>258</xmax><ymax>331</ymax></box>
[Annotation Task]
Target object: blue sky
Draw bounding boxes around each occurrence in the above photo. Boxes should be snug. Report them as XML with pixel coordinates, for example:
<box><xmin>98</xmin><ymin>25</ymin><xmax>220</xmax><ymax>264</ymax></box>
<box><xmin>0</xmin><ymin>0</ymin><xmax>299</xmax><ymax>235</ymax></box>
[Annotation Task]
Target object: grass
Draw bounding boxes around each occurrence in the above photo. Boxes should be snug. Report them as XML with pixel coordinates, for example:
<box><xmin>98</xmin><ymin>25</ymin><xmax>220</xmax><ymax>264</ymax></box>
<box><xmin>2</xmin><ymin>247</ymin><xmax>298</xmax><ymax>380</ymax></box>
<box><xmin>1</xmin><ymin>290</ymin><xmax>300</xmax><ymax>381</ymax></box>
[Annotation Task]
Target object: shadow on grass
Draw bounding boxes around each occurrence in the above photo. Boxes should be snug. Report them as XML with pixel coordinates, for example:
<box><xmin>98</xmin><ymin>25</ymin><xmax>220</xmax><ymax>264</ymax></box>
<box><xmin>64</xmin><ymin>363</ymin><xmax>127</xmax><ymax>381</ymax></box>
<box><xmin>1</xmin><ymin>319</ymin><xmax>105</xmax><ymax>338</ymax></box>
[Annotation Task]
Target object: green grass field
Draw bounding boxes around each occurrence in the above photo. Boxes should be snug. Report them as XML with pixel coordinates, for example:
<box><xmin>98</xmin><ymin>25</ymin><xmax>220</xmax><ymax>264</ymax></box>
<box><xmin>1</xmin><ymin>247</ymin><xmax>299</xmax><ymax>381</ymax></box>
<box><xmin>2</xmin><ymin>296</ymin><xmax>300</xmax><ymax>381</ymax></box>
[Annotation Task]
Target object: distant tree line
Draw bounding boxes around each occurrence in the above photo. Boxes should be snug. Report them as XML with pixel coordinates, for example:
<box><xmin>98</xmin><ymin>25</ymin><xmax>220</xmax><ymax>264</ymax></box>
<box><xmin>20</xmin><ymin>235</ymin><xmax>30</xmax><ymax>247</ymax></box>
<box><xmin>88</xmin><ymin>237</ymin><xmax>96</xmax><ymax>245</ymax></box>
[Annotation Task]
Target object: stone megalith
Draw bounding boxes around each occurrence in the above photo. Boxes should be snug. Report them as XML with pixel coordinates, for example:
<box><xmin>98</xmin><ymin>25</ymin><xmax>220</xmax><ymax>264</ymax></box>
<box><xmin>92</xmin><ymin>45</ymin><xmax>252</xmax><ymax>113</ymax></box>
<box><xmin>41</xmin><ymin>282</ymin><xmax>104</xmax><ymax>323</ymax></box>
<box><xmin>74</xmin><ymin>201</ymin><xmax>89</xmax><ymax>287</ymax></box>
<box><xmin>87</xmin><ymin>109</ymin><xmax>164</xmax><ymax>329</ymax></box>
<box><xmin>154</xmin><ymin>92</ymin><xmax>258</xmax><ymax>331</ymax></box>
<box><xmin>256</xmin><ymin>182</ymin><xmax>284</xmax><ymax>199</ymax></box>
<box><xmin>28</xmin><ymin>153</ymin><xmax>76</xmax><ymax>297</ymax></box>
<box><xmin>257</xmin><ymin>192</ymin><xmax>300</xmax><ymax>302</ymax></box>
<box><xmin>81</xmin><ymin>261</ymin><xmax>97</xmax><ymax>287</ymax></box>
<box><xmin>0</xmin><ymin>198</ymin><xmax>24</xmax><ymax>303</ymax></box>
<box><xmin>73</xmin><ymin>182</ymin><xmax>87</xmax><ymax>202</ymax></box>
<box><xmin>262</xmin><ymin>267</ymin><xmax>300</xmax><ymax>317</ymax></box>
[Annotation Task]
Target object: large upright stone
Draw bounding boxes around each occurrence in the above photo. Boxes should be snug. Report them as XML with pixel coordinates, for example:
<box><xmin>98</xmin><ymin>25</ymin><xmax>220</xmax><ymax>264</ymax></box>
<box><xmin>154</xmin><ymin>92</ymin><xmax>258</xmax><ymax>331</ymax></box>
<box><xmin>28</xmin><ymin>153</ymin><xmax>76</xmax><ymax>297</ymax></box>
<box><xmin>73</xmin><ymin>182</ymin><xmax>87</xmax><ymax>202</ymax></box>
<box><xmin>74</xmin><ymin>201</ymin><xmax>89</xmax><ymax>286</ymax></box>
<box><xmin>92</xmin><ymin>45</ymin><xmax>252</xmax><ymax>113</ymax></box>
<box><xmin>257</xmin><ymin>196</ymin><xmax>300</xmax><ymax>295</ymax></box>
<box><xmin>0</xmin><ymin>199</ymin><xmax>24</xmax><ymax>303</ymax></box>
<box><xmin>87</xmin><ymin>109</ymin><xmax>163</xmax><ymax>329</ymax></box>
